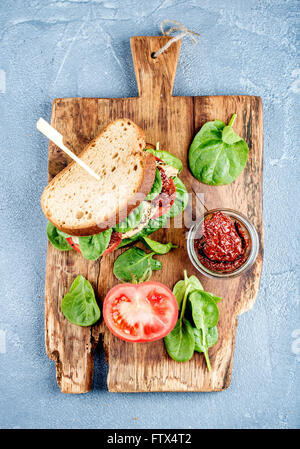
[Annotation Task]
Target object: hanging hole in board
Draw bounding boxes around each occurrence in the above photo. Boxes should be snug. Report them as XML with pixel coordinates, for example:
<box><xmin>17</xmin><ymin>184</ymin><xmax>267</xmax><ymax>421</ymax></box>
<box><xmin>151</xmin><ymin>52</ymin><xmax>157</xmax><ymax>59</ymax></box>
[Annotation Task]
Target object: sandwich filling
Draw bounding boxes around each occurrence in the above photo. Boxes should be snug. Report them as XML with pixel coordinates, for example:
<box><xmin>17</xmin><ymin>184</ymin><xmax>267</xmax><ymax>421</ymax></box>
<box><xmin>46</xmin><ymin>146</ymin><xmax>187</xmax><ymax>260</ymax></box>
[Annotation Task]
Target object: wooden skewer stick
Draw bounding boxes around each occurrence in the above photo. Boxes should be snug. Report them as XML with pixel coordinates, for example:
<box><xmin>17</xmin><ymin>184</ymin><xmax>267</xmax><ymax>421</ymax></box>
<box><xmin>37</xmin><ymin>118</ymin><xmax>100</xmax><ymax>181</ymax></box>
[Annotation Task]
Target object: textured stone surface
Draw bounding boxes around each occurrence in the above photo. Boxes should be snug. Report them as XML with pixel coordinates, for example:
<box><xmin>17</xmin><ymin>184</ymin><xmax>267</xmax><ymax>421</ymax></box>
<box><xmin>0</xmin><ymin>0</ymin><xmax>299</xmax><ymax>429</ymax></box>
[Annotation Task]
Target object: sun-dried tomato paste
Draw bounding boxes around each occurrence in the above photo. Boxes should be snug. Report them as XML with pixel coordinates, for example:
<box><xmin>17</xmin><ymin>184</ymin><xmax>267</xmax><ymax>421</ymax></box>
<box><xmin>194</xmin><ymin>211</ymin><xmax>251</xmax><ymax>273</ymax></box>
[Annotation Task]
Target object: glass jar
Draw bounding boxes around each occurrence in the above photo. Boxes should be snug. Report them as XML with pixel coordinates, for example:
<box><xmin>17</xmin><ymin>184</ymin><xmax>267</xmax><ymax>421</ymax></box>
<box><xmin>187</xmin><ymin>208</ymin><xmax>259</xmax><ymax>279</ymax></box>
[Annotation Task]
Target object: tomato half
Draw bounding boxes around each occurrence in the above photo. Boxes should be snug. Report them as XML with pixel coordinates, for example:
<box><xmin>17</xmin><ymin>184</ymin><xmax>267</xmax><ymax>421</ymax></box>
<box><xmin>151</xmin><ymin>167</ymin><xmax>176</xmax><ymax>219</ymax></box>
<box><xmin>103</xmin><ymin>231</ymin><xmax>122</xmax><ymax>255</ymax></box>
<box><xmin>66</xmin><ymin>237</ymin><xmax>81</xmax><ymax>253</ymax></box>
<box><xmin>103</xmin><ymin>282</ymin><xmax>178</xmax><ymax>342</ymax></box>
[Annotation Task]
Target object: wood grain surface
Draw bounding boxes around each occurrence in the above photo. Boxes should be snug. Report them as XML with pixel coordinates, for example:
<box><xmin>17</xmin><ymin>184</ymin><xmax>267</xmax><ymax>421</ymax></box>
<box><xmin>44</xmin><ymin>36</ymin><xmax>263</xmax><ymax>393</ymax></box>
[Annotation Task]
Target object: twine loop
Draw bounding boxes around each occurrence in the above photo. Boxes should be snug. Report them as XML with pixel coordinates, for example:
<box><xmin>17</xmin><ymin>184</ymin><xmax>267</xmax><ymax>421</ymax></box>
<box><xmin>152</xmin><ymin>20</ymin><xmax>200</xmax><ymax>58</ymax></box>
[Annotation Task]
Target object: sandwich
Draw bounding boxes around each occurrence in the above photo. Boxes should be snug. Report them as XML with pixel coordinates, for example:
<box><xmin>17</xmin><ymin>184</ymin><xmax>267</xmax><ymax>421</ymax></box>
<box><xmin>42</xmin><ymin>118</ymin><xmax>188</xmax><ymax>260</ymax></box>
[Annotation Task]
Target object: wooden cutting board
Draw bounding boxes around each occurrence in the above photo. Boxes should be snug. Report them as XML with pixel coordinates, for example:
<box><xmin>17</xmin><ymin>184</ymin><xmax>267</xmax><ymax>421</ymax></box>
<box><xmin>44</xmin><ymin>36</ymin><xmax>263</xmax><ymax>393</ymax></box>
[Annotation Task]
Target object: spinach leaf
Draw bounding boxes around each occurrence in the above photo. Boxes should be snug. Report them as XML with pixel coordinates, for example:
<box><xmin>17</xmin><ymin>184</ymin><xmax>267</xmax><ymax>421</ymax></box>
<box><xmin>142</xmin><ymin>236</ymin><xmax>177</xmax><ymax>255</ymax></box>
<box><xmin>189</xmin><ymin>291</ymin><xmax>219</xmax><ymax>330</ymax></box>
<box><xmin>145</xmin><ymin>148</ymin><xmax>183</xmax><ymax>172</ymax></box>
<box><xmin>189</xmin><ymin>290</ymin><xmax>220</xmax><ymax>371</ymax></box>
<box><xmin>164</xmin><ymin>270</ymin><xmax>222</xmax><ymax>371</ymax></box>
<box><xmin>188</xmin><ymin>114</ymin><xmax>249</xmax><ymax>185</ymax></box>
<box><xmin>172</xmin><ymin>271</ymin><xmax>203</xmax><ymax>308</ymax></box>
<box><xmin>186</xmin><ymin>275</ymin><xmax>203</xmax><ymax>292</ymax></box>
<box><xmin>113</xmin><ymin>247</ymin><xmax>161</xmax><ymax>283</ymax></box>
<box><xmin>222</xmin><ymin>114</ymin><xmax>242</xmax><ymax>144</ymax></box>
<box><xmin>47</xmin><ymin>222</ymin><xmax>72</xmax><ymax>251</ymax></box>
<box><xmin>146</xmin><ymin>168</ymin><xmax>162</xmax><ymax>200</ymax></box>
<box><xmin>114</xmin><ymin>203</ymin><xmax>144</xmax><ymax>233</ymax></box>
<box><xmin>79</xmin><ymin>229</ymin><xmax>112</xmax><ymax>260</ymax></box>
<box><xmin>166</xmin><ymin>177</ymin><xmax>189</xmax><ymax>218</ymax></box>
<box><xmin>194</xmin><ymin>326</ymin><xmax>218</xmax><ymax>352</ymax></box>
<box><xmin>172</xmin><ymin>280</ymin><xmax>186</xmax><ymax>308</ymax></box>
<box><xmin>164</xmin><ymin>281</ymin><xmax>195</xmax><ymax>362</ymax></box>
<box><xmin>61</xmin><ymin>275</ymin><xmax>100</xmax><ymax>327</ymax></box>
<box><xmin>164</xmin><ymin>318</ymin><xmax>195</xmax><ymax>362</ymax></box>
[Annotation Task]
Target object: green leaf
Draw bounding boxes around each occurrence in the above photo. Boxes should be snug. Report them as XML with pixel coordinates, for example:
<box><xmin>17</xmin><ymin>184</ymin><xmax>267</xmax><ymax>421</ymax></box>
<box><xmin>47</xmin><ymin>222</ymin><xmax>72</xmax><ymax>251</ymax></box>
<box><xmin>222</xmin><ymin>127</ymin><xmax>242</xmax><ymax>144</ymax></box>
<box><xmin>187</xmin><ymin>275</ymin><xmax>203</xmax><ymax>292</ymax></box>
<box><xmin>172</xmin><ymin>280</ymin><xmax>186</xmax><ymax>308</ymax></box>
<box><xmin>189</xmin><ymin>290</ymin><xmax>219</xmax><ymax>330</ymax></box>
<box><xmin>114</xmin><ymin>203</ymin><xmax>144</xmax><ymax>233</ymax></box>
<box><xmin>222</xmin><ymin>113</ymin><xmax>242</xmax><ymax>144</ymax></box>
<box><xmin>190</xmin><ymin>121</ymin><xmax>224</xmax><ymax>156</ymax></box>
<box><xmin>164</xmin><ymin>270</ymin><xmax>221</xmax><ymax>370</ymax></box>
<box><xmin>164</xmin><ymin>318</ymin><xmax>195</xmax><ymax>362</ymax></box>
<box><xmin>61</xmin><ymin>275</ymin><xmax>100</xmax><ymax>327</ymax></box>
<box><xmin>113</xmin><ymin>247</ymin><xmax>161</xmax><ymax>283</ymax></box>
<box><xmin>146</xmin><ymin>168</ymin><xmax>162</xmax><ymax>200</ymax></box>
<box><xmin>194</xmin><ymin>326</ymin><xmax>218</xmax><ymax>353</ymax></box>
<box><xmin>188</xmin><ymin>114</ymin><xmax>249</xmax><ymax>185</ymax></box>
<box><xmin>145</xmin><ymin>148</ymin><xmax>183</xmax><ymax>172</ymax></box>
<box><xmin>172</xmin><ymin>271</ymin><xmax>203</xmax><ymax>309</ymax></box>
<box><xmin>142</xmin><ymin>236</ymin><xmax>177</xmax><ymax>255</ymax></box>
<box><xmin>189</xmin><ymin>290</ymin><xmax>219</xmax><ymax>371</ymax></box>
<box><xmin>188</xmin><ymin>290</ymin><xmax>220</xmax><ymax>371</ymax></box>
<box><xmin>79</xmin><ymin>229</ymin><xmax>112</xmax><ymax>260</ymax></box>
<box><xmin>166</xmin><ymin>177</ymin><xmax>189</xmax><ymax>218</ymax></box>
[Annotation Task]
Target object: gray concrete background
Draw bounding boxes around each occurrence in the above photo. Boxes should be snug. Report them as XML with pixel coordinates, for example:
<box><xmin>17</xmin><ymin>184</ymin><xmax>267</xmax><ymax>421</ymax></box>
<box><xmin>0</xmin><ymin>0</ymin><xmax>299</xmax><ymax>429</ymax></box>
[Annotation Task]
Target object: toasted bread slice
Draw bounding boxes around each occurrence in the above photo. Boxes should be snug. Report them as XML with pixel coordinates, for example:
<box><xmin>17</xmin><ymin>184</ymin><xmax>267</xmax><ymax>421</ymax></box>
<box><xmin>41</xmin><ymin>119</ymin><xmax>156</xmax><ymax>236</ymax></box>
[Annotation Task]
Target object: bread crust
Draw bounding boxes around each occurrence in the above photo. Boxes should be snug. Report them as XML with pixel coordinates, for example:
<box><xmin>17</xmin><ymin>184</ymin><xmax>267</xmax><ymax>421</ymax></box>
<box><xmin>41</xmin><ymin>119</ymin><xmax>156</xmax><ymax>236</ymax></box>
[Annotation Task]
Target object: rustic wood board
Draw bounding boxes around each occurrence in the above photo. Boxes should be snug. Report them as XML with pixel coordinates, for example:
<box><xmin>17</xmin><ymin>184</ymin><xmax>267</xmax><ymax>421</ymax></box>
<box><xmin>44</xmin><ymin>36</ymin><xmax>263</xmax><ymax>393</ymax></box>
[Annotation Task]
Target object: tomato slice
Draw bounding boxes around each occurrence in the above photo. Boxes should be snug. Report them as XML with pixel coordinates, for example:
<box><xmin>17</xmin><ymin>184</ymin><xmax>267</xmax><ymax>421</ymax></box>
<box><xmin>66</xmin><ymin>237</ymin><xmax>81</xmax><ymax>253</ymax></box>
<box><xmin>151</xmin><ymin>166</ymin><xmax>176</xmax><ymax>219</ymax></box>
<box><xmin>103</xmin><ymin>231</ymin><xmax>122</xmax><ymax>255</ymax></box>
<box><xmin>103</xmin><ymin>282</ymin><xmax>178</xmax><ymax>342</ymax></box>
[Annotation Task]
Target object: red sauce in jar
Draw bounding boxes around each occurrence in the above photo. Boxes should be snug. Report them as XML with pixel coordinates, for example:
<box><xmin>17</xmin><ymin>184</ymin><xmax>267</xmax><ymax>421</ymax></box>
<box><xmin>194</xmin><ymin>211</ymin><xmax>251</xmax><ymax>273</ymax></box>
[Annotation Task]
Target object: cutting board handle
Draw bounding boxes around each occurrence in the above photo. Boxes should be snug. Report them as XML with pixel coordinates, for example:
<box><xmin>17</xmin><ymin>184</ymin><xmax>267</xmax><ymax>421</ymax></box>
<box><xmin>130</xmin><ymin>36</ymin><xmax>181</xmax><ymax>99</ymax></box>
